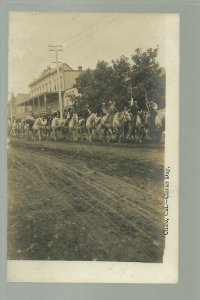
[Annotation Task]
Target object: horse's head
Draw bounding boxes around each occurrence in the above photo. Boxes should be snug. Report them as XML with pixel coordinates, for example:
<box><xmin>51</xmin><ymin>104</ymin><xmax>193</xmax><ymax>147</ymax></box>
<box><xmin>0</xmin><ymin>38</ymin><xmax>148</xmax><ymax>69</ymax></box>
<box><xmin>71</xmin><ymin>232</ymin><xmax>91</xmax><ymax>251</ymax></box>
<box><xmin>90</xmin><ymin>113</ymin><xmax>98</xmax><ymax>123</ymax></box>
<box><xmin>72</xmin><ymin>113</ymin><xmax>79</xmax><ymax>123</ymax></box>
<box><xmin>37</xmin><ymin>117</ymin><xmax>44</xmax><ymax>127</ymax></box>
<box><xmin>41</xmin><ymin>118</ymin><xmax>47</xmax><ymax>126</ymax></box>
<box><xmin>123</xmin><ymin>111</ymin><xmax>132</xmax><ymax>122</ymax></box>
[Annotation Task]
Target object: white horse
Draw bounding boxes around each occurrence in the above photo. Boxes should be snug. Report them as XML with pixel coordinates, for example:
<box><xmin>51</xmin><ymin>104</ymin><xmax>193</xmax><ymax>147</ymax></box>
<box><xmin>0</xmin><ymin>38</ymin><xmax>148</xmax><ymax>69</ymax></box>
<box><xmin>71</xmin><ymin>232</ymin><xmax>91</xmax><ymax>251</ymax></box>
<box><xmin>112</xmin><ymin>111</ymin><xmax>132</xmax><ymax>142</ymax></box>
<box><xmin>51</xmin><ymin>117</ymin><xmax>64</xmax><ymax>141</ymax></box>
<box><xmin>32</xmin><ymin>116</ymin><xmax>43</xmax><ymax>140</ymax></box>
<box><xmin>98</xmin><ymin>111</ymin><xmax>131</xmax><ymax>142</ymax></box>
<box><xmin>98</xmin><ymin>114</ymin><xmax>114</xmax><ymax>142</ymax></box>
<box><xmin>86</xmin><ymin>113</ymin><xmax>98</xmax><ymax>142</ymax></box>
<box><xmin>69</xmin><ymin>114</ymin><xmax>79</xmax><ymax>141</ymax></box>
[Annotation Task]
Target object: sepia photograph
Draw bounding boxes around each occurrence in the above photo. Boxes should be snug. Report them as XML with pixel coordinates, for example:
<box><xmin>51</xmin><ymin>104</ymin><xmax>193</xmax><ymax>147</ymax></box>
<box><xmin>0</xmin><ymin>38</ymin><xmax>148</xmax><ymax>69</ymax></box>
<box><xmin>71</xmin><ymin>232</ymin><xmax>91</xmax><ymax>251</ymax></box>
<box><xmin>7</xmin><ymin>12</ymin><xmax>179</xmax><ymax>283</ymax></box>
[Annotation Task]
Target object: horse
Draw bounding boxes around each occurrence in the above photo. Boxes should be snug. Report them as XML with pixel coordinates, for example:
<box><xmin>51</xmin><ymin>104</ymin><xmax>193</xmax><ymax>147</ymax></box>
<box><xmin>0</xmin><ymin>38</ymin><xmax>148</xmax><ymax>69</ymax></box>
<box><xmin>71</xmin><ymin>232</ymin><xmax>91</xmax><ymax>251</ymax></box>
<box><xmin>86</xmin><ymin>113</ymin><xmax>99</xmax><ymax>142</ymax></box>
<box><xmin>51</xmin><ymin>117</ymin><xmax>64</xmax><ymax>141</ymax></box>
<box><xmin>98</xmin><ymin>113</ymin><xmax>115</xmax><ymax>142</ymax></box>
<box><xmin>23</xmin><ymin>116</ymin><xmax>35</xmax><ymax>136</ymax></box>
<box><xmin>60</xmin><ymin>117</ymin><xmax>70</xmax><ymax>140</ymax></box>
<box><xmin>112</xmin><ymin>111</ymin><xmax>132</xmax><ymax>142</ymax></box>
<box><xmin>40</xmin><ymin>116</ymin><xmax>53</xmax><ymax>140</ymax></box>
<box><xmin>32</xmin><ymin>116</ymin><xmax>43</xmax><ymax>141</ymax></box>
<box><xmin>77</xmin><ymin>118</ymin><xmax>87</xmax><ymax>142</ymax></box>
<box><xmin>130</xmin><ymin>111</ymin><xmax>148</xmax><ymax>143</ymax></box>
<box><xmin>68</xmin><ymin>113</ymin><xmax>79</xmax><ymax>141</ymax></box>
<box><xmin>98</xmin><ymin>111</ymin><xmax>131</xmax><ymax>142</ymax></box>
<box><xmin>143</xmin><ymin>108</ymin><xmax>165</xmax><ymax>143</ymax></box>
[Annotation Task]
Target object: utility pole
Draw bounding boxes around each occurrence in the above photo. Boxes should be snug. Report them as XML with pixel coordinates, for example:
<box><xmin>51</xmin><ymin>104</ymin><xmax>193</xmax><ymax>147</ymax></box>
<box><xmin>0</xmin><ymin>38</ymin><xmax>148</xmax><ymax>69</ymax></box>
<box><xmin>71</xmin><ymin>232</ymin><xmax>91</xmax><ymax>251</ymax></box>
<box><xmin>130</xmin><ymin>85</ymin><xmax>133</xmax><ymax>105</ymax></box>
<box><xmin>49</xmin><ymin>45</ymin><xmax>63</xmax><ymax>119</ymax></box>
<box><xmin>125</xmin><ymin>77</ymin><xmax>133</xmax><ymax>105</ymax></box>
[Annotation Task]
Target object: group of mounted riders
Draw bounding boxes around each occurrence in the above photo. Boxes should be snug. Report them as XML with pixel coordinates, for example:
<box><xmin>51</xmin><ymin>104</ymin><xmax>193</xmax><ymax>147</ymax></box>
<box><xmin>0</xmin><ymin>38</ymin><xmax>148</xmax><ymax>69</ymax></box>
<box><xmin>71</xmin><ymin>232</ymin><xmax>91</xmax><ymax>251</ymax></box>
<box><xmin>8</xmin><ymin>98</ymin><xmax>165</xmax><ymax>143</ymax></box>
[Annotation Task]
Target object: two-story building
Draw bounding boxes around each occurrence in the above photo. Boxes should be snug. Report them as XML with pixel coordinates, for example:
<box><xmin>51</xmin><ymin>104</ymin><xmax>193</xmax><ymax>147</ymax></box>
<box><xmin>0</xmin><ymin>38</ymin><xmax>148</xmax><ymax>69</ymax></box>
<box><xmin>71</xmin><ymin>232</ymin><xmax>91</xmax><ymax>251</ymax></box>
<box><xmin>11</xmin><ymin>63</ymin><xmax>83</xmax><ymax>118</ymax></box>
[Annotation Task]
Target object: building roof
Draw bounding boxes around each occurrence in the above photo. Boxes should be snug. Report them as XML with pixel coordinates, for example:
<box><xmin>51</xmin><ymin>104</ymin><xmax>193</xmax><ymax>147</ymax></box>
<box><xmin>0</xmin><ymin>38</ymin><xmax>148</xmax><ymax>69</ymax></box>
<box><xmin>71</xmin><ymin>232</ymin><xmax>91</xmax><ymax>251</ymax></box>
<box><xmin>28</xmin><ymin>63</ymin><xmax>75</xmax><ymax>87</ymax></box>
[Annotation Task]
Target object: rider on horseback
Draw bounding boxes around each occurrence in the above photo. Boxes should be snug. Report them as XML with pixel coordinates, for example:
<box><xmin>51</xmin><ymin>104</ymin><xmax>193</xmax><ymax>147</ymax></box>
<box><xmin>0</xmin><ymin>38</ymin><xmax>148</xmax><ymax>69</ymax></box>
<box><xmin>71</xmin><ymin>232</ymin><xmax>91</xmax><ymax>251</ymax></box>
<box><xmin>128</xmin><ymin>100</ymin><xmax>138</xmax><ymax>126</ymax></box>
<box><xmin>66</xmin><ymin>107</ymin><xmax>73</xmax><ymax>120</ymax></box>
<box><xmin>147</xmin><ymin>100</ymin><xmax>159</xmax><ymax>132</ymax></box>
<box><xmin>107</xmin><ymin>101</ymin><xmax>117</xmax><ymax>114</ymax></box>
<box><xmin>85</xmin><ymin>104</ymin><xmax>92</xmax><ymax>116</ymax></box>
<box><xmin>100</xmin><ymin>102</ymin><xmax>108</xmax><ymax>117</ymax></box>
<box><xmin>128</xmin><ymin>100</ymin><xmax>138</xmax><ymax>114</ymax></box>
<box><xmin>148</xmin><ymin>100</ymin><xmax>158</xmax><ymax>111</ymax></box>
<box><xmin>82</xmin><ymin>104</ymin><xmax>92</xmax><ymax>122</ymax></box>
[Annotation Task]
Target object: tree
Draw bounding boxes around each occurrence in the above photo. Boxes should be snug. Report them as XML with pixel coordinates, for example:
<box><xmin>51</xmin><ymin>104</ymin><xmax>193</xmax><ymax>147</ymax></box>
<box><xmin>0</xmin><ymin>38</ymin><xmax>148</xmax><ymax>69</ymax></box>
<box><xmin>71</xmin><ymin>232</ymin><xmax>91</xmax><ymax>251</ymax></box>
<box><xmin>74</xmin><ymin>62</ymin><xmax>113</xmax><ymax>114</ymax></box>
<box><xmin>130</xmin><ymin>47</ymin><xmax>165</xmax><ymax>109</ymax></box>
<box><xmin>111</xmin><ymin>56</ymin><xmax>131</xmax><ymax>110</ymax></box>
<box><xmin>73</xmin><ymin>48</ymin><xmax>165</xmax><ymax>114</ymax></box>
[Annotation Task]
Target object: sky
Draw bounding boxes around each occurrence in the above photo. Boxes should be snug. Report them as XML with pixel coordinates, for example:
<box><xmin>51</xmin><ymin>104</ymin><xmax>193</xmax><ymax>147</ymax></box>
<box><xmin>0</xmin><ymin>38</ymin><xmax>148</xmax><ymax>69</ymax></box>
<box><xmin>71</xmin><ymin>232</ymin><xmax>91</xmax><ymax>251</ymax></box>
<box><xmin>8</xmin><ymin>12</ymin><xmax>169</xmax><ymax>99</ymax></box>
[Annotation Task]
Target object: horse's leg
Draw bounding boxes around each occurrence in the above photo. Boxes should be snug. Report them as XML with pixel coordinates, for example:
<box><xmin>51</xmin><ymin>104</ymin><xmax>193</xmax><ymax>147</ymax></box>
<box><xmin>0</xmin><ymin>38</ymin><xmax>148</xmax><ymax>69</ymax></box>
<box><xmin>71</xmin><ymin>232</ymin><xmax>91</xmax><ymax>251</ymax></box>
<box><xmin>32</xmin><ymin>129</ymin><xmax>35</xmax><ymax>141</ymax></box>
<box><xmin>72</xmin><ymin>129</ymin><xmax>75</xmax><ymax>141</ymax></box>
<box><xmin>86</xmin><ymin>128</ymin><xmax>90</xmax><ymax>142</ymax></box>
<box><xmin>107</xmin><ymin>128</ymin><xmax>112</xmax><ymax>142</ymax></box>
<box><xmin>12</xmin><ymin>128</ymin><xmax>16</xmax><ymax>136</ymax></box>
<box><xmin>103</xmin><ymin>127</ymin><xmax>107</xmax><ymax>142</ymax></box>
<box><xmin>155</xmin><ymin>127</ymin><xmax>162</xmax><ymax>143</ymax></box>
<box><xmin>54</xmin><ymin>129</ymin><xmax>57</xmax><ymax>141</ymax></box>
<box><xmin>130</xmin><ymin>124</ymin><xmax>135</xmax><ymax>141</ymax></box>
<box><xmin>45</xmin><ymin>129</ymin><xmax>48</xmax><ymax>140</ymax></box>
<box><xmin>101</xmin><ymin>126</ymin><xmax>107</xmax><ymax>141</ymax></box>
<box><xmin>80</xmin><ymin>127</ymin><xmax>84</xmax><ymax>142</ymax></box>
<box><xmin>74</xmin><ymin>129</ymin><xmax>78</xmax><ymax>142</ymax></box>
<box><xmin>38</xmin><ymin>129</ymin><xmax>41</xmax><ymax>141</ymax></box>
<box><xmin>69</xmin><ymin>128</ymin><xmax>73</xmax><ymax>141</ymax></box>
<box><xmin>141</xmin><ymin>126</ymin><xmax>146</xmax><ymax>143</ymax></box>
<box><xmin>117</xmin><ymin>130</ymin><xmax>121</xmax><ymax>143</ymax></box>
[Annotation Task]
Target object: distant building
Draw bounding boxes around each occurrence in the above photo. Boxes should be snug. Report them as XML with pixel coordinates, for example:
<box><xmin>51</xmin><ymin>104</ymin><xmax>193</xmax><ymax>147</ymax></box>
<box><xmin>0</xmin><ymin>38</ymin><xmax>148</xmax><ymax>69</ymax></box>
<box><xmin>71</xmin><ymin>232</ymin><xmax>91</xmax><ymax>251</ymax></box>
<box><xmin>10</xmin><ymin>63</ymin><xmax>83</xmax><ymax>118</ymax></box>
<box><xmin>8</xmin><ymin>93</ymin><xmax>30</xmax><ymax>119</ymax></box>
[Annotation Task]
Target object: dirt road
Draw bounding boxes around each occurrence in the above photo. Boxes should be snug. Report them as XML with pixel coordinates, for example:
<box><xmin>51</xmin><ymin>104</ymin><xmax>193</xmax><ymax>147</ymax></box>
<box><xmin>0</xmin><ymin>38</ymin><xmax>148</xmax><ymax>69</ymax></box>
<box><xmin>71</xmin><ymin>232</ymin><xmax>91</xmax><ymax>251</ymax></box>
<box><xmin>8</xmin><ymin>138</ymin><xmax>165</xmax><ymax>262</ymax></box>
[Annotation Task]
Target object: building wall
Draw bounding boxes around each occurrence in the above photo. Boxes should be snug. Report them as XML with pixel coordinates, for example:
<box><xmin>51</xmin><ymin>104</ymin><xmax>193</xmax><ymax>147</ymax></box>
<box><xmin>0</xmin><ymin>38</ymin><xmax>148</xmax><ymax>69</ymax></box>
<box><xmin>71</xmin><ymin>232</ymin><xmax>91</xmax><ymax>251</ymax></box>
<box><xmin>29</xmin><ymin>64</ymin><xmax>82</xmax><ymax>98</ymax></box>
<box><xmin>30</xmin><ymin>72</ymin><xmax>60</xmax><ymax>97</ymax></box>
<box><xmin>63</xmin><ymin>71</ymin><xmax>81</xmax><ymax>91</ymax></box>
